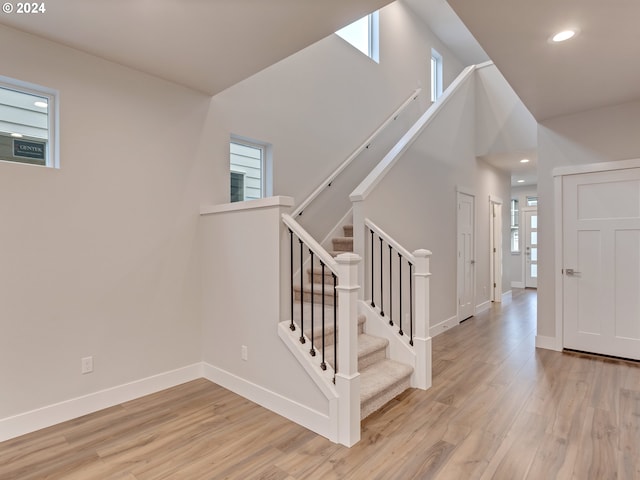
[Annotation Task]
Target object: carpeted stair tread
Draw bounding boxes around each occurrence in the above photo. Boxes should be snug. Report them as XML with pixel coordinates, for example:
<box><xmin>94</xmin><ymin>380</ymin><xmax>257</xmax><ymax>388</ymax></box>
<box><xmin>293</xmin><ymin>283</ymin><xmax>337</xmax><ymax>305</ymax></box>
<box><xmin>360</xmin><ymin>359</ymin><xmax>413</xmax><ymax>418</ymax></box>
<box><xmin>332</xmin><ymin>237</ymin><xmax>353</xmax><ymax>252</ymax></box>
<box><xmin>358</xmin><ymin>334</ymin><xmax>388</xmax><ymax>369</ymax></box>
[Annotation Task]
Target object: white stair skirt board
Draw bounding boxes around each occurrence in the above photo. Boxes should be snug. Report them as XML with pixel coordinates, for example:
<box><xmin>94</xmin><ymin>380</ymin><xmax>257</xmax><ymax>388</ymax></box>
<box><xmin>202</xmin><ymin>361</ymin><xmax>337</xmax><ymax>443</ymax></box>
<box><xmin>0</xmin><ymin>363</ymin><xmax>203</xmax><ymax>443</ymax></box>
<box><xmin>429</xmin><ymin>315</ymin><xmax>460</xmax><ymax>338</ymax></box>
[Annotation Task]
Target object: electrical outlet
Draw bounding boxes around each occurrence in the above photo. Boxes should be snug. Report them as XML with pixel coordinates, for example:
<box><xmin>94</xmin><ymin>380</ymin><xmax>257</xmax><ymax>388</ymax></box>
<box><xmin>241</xmin><ymin>345</ymin><xmax>248</xmax><ymax>361</ymax></box>
<box><xmin>81</xmin><ymin>356</ymin><xmax>93</xmax><ymax>374</ymax></box>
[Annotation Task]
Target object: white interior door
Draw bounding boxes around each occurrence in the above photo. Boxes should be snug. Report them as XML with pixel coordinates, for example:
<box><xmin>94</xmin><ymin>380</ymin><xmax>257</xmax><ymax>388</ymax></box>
<box><xmin>457</xmin><ymin>191</ymin><xmax>475</xmax><ymax>320</ymax></box>
<box><xmin>563</xmin><ymin>168</ymin><xmax>640</xmax><ymax>360</ymax></box>
<box><xmin>524</xmin><ymin>210</ymin><xmax>538</xmax><ymax>288</ymax></box>
<box><xmin>491</xmin><ymin>201</ymin><xmax>503</xmax><ymax>302</ymax></box>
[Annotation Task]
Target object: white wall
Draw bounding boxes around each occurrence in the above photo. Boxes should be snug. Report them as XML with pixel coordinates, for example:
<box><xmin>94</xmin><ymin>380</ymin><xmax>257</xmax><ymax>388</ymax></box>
<box><xmin>0</xmin><ymin>25</ymin><xmax>215</xmax><ymax>423</ymax></box>
<box><xmin>537</xmin><ymin>99</ymin><xmax>640</xmax><ymax>341</ymax></box>
<box><xmin>211</xmin><ymin>1</ymin><xmax>465</xmax><ymax>240</ymax></box>
<box><xmin>354</xmin><ymin>71</ymin><xmax>511</xmax><ymax>329</ymax></box>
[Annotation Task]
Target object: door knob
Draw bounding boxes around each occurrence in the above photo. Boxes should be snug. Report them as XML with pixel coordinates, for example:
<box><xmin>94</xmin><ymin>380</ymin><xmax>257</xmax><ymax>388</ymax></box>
<box><xmin>566</xmin><ymin>268</ymin><xmax>581</xmax><ymax>276</ymax></box>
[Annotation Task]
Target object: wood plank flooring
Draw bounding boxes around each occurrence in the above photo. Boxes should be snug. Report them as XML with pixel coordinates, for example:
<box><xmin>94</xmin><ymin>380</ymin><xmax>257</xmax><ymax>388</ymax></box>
<box><xmin>3</xmin><ymin>289</ymin><xmax>640</xmax><ymax>479</ymax></box>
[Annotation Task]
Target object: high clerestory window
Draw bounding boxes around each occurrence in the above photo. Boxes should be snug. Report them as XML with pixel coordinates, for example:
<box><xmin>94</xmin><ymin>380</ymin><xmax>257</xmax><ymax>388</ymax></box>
<box><xmin>0</xmin><ymin>77</ymin><xmax>58</xmax><ymax>168</ymax></box>
<box><xmin>336</xmin><ymin>11</ymin><xmax>379</xmax><ymax>63</ymax></box>
<box><xmin>431</xmin><ymin>49</ymin><xmax>443</xmax><ymax>102</ymax></box>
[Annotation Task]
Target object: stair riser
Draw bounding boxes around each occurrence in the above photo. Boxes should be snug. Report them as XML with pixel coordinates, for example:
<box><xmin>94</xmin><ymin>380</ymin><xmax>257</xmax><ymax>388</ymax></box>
<box><xmin>343</xmin><ymin>225</ymin><xmax>353</xmax><ymax>238</ymax></box>
<box><xmin>307</xmin><ymin>270</ymin><xmax>336</xmax><ymax>285</ymax></box>
<box><xmin>332</xmin><ymin>238</ymin><xmax>353</xmax><ymax>252</ymax></box>
<box><xmin>361</xmin><ymin>376</ymin><xmax>412</xmax><ymax>419</ymax></box>
<box><xmin>294</xmin><ymin>289</ymin><xmax>336</xmax><ymax>306</ymax></box>
<box><xmin>358</xmin><ymin>348</ymin><xmax>387</xmax><ymax>370</ymax></box>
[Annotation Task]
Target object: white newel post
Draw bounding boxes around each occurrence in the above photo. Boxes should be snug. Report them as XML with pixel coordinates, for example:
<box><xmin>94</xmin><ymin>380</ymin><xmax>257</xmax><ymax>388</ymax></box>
<box><xmin>334</xmin><ymin>252</ymin><xmax>361</xmax><ymax>447</ymax></box>
<box><xmin>412</xmin><ymin>249</ymin><xmax>432</xmax><ymax>390</ymax></box>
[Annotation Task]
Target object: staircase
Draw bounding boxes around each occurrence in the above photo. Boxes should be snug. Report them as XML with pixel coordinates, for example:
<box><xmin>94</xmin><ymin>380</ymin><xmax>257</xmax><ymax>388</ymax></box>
<box><xmin>293</xmin><ymin>224</ymin><xmax>413</xmax><ymax>419</ymax></box>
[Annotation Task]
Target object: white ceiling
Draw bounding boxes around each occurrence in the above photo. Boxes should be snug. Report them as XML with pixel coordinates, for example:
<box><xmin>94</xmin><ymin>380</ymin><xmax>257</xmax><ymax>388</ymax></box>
<box><xmin>0</xmin><ymin>0</ymin><xmax>392</xmax><ymax>96</ymax></box>
<box><xmin>446</xmin><ymin>0</ymin><xmax>640</xmax><ymax>122</ymax></box>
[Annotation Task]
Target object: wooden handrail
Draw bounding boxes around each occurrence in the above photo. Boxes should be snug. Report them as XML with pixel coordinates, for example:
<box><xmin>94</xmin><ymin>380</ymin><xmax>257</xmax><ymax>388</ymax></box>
<box><xmin>292</xmin><ymin>88</ymin><xmax>421</xmax><ymax>217</ymax></box>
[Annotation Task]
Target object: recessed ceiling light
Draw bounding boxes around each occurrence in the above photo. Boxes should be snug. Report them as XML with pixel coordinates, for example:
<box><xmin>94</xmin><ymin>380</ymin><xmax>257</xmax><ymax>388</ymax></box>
<box><xmin>517</xmin><ymin>179</ymin><xmax>525</xmax><ymax>183</ymax></box>
<box><xmin>551</xmin><ymin>29</ymin><xmax>577</xmax><ymax>43</ymax></box>
<box><xmin>10</xmin><ymin>133</ymin><xmax>23</xmax><ymax>138</ymax></box>
<box><xmin>520</xmin><ymin>159</ymin><xmax>530</xmax><ymax>163</ymax></box>
<box><xmin>34</xmin><ymin>101</ymin><xmax>48</xmax><ymax>108</ymax></box>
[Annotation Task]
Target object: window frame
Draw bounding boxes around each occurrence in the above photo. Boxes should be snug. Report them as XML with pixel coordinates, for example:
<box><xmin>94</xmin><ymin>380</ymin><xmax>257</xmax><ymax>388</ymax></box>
<box><xmin>510</xmin><ymin>198</ymin><xmax>520</xmax><ymax>253</ymax></box>
<box><xmin>229</xmin><ymin>136</ymin><xmax>272</xmax><ymax>203</ymax></box>
<box><xmin>431</xmin><ymin>49</ymin><xmax>443</xmax><ymax>102</ymax></box>
<box><xmin>0</xmin><ymin>75</ymin><xmax>59</xmax><ymax>168</ymax></box>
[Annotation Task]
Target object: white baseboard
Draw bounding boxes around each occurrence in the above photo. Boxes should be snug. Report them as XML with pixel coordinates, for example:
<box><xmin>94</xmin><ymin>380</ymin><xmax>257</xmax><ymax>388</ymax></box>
<box><xmin>476</xmin><ymin>300</ymin><xmax>491</xmax><ymax>313</ymax></box>
<box><xmin>535</xmin><ymin>335</ymin><xmax>562</xmax><ymax>351</ymax></box>
<box><xmin>429</xmin><ymin>315</ymin><xmax>459</xmax><ymax>337</ymax></box>
<box><xmin>502</xmin><ymin>290</ymin><xmax>513</xmax><ymax>305</ymax></box>
<box><xmin>0</xmin><ymin>363</ymin><xmax>203</xmax><ymax>443</ymax></box>
<box><xmin>201</xmin><ymin>363</ymin><xmax>333</xmax><ymax>442</ymax></box>
<box><xmin>511</xmin><ymin>281</ymin><xmax>525</xmax><ymax>288</ymax></box>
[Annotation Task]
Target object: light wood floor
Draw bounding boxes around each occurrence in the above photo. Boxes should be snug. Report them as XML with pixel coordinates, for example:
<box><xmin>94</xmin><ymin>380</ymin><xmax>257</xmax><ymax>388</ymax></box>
<box><xmin>3</xmin><ymin>289</ymin><xmax>640</xmax><ymax>479</ymax></box>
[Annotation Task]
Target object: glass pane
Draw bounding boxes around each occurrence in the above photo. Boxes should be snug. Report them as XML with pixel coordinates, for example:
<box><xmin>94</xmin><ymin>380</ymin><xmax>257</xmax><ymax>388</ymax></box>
<box><xmin>530</xmin><ymin>264</ymin><xmax>538</xmax><ymax>277</ymax></box>
<box><xmin>531</xmin><ymin>247</ymin><xmax>537</xmax><ymax>261</ymax></box>
<box><xmin>530</xmin><ymin>215</ymin><xmax>537</xmax><ymax>229</ymax></box>
<box><xmin>531</xmin><ymin>232</ymin><xmax>537</xmax><ymax>245</ymax></box>
<box><xmin>336</xmin><ymin>15</ymin><xmax>370</xmax><ymax>57</ymax></box>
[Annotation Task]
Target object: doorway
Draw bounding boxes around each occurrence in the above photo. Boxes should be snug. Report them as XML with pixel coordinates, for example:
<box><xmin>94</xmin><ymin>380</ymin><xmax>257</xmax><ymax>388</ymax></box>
<box><xmin>561</xmin><ymin>166</ymin><xmax>640</xmax><ymax>360</ymax></box>
<box><xmin>457</xmin><ymin>190</ymin><xmax>475</xmax><ymax>321</ymax></box>
<box><xmin>524</xmin><ymin>209</ymin><xmax>538</xmax><ymax>288</ymax></box>
<box><xmin>490</xmin><ymin>197</ymin><xmax>503</xmax><ymax>302</ymax></box>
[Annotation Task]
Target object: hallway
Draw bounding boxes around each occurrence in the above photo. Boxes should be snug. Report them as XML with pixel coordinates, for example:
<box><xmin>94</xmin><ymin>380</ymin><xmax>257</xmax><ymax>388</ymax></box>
<box><xmin>2</xmin><ymin>289</ymin><xmax>639</xmax><ymax>479</ymax></box>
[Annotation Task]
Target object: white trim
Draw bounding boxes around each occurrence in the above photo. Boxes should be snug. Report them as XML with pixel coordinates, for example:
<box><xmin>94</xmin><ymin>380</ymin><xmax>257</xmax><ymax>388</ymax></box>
<box><xmin>489</xmin><ymin>194</ymin><xmax>503</xmax><ymax>204</ymax></box>
<box><xmin>200</xmin><ymin>195</ymin><xmax>294</xmax><ymax>215</ymax></box>
<box><xmin>535</xmin><ymin>335</ymin><xmax>562</xmax><ymax>351</ymax></box>
<box><xmin>502</xmin><ymin>290</ymin><xmax>513</xmax><ymax>305</ymax></box>
<box><xmin>201</xmin><ymin>362</ymin><xmax>336</xmax><ymax>442</ymax></box>
<box><xmin>554</xmin><ymin>174</ymin><xmax>564</xmax><ymax>351</ymax></box>
<box><xmin>455</xmin><ymin>185</ymin><xmax>475</xmax><ymax>196</ymax></box>
<box><xmin>511</xmin><ymin>281</ymin><xmax>525</xmax><ymax>288</ymax></box>
<box><xmin>429</xmin><ymin>315</ymin><xmax>459</xmax><ymax>337</ymax></box>
<box><xmin>475</xmin><ymin>60</ymin><xmax>495</xmax><ymax>70</ymax></box>
<box><xmin>0</xmin><ymin>363</ymin><xmax>203</xmax><ymax>442</ymax></box>
<box><xmin>476</xmin><ymin>300</ymin><xmax>491</xmax><ymax>313</ymax></box>
<box><xmin>553</xmin><ymin>157</ymin><xmax>640</xmax><ymax>177</ymax></box>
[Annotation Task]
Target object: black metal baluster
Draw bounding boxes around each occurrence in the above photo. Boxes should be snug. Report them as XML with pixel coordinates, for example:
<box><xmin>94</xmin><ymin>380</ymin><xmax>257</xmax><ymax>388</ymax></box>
<box><xmin>309</xmin><ymin>250</ymin><xmax>316</xmax><ymax>356</ymax></box>
<box><xmin>370</xmin><ymin>228</ymin><xmax>375</xmax><ymax>308</ymax></box>
<box><xmin>409</xmin><ymin>262</ymin><xmax>414</xmax><ymax>346</ymax></box>
<box><xmin>379</xmin><ymin>236</ymin><xmax>384</xmax><ymax>317</ymax></box>
<box><xmin>333</xmin><ymin>272</ymin><xmax>337</xmax><ymax>384</ymax></box>
<box><xmin>299</xmin><ymin>239</ymin><xmax>305</xmax><ymax>344</ymax></box>
<box><xmin>289</xmin><ymin>229</ymin><xmax>295</xmax><ymax>332</ymax></box>
<box><xmin>398</xmin><ymin>253</ymin><xmax>404</xmax><ymax>336</ymax></box>
<box><xmin>389</xmin><ymin>245</ymin><xmax>393</xmax><ymax>326</ymax></box>
<box><xmin>321</xmin><ymin>262</ymin><xmax>327</xmax><ymax>370</ymax></box>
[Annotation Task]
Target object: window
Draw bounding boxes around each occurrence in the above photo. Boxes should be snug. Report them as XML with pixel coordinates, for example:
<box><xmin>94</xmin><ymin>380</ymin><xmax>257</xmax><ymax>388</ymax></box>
<box><xmin>526</xmin><ymin>196</ymin><xmax>538</xmax><ymax>207</ymax></box>
<box><xmin>431</xmin><ymin>49</ymin><xmax>443</xmax><ymax>102</ymax></box>
<box><xmin>510</xmin><ymin>199</ymin><xmax>519</xmax><ymax>252</ymax></box>
<box><xmin>0</xmin><ymin>77</ymin><xmax>57</xmax><ymax>168</ymax></box>
<box><xmin>229</xmin><ymin>137</ymin><xmax>270</xmax><ymax>202</ymax></box>
<box><xmin>336</xmin><ymin>11</ymin><xmax>379</xmax><ymax>63</ymax></box>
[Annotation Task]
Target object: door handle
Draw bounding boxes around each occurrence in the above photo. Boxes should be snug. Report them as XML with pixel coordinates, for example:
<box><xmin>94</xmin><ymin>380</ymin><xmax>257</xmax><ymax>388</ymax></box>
<box><xmin>470</xmin><ymin>260</ymin><xmax>475</xmax><ymax>265</ymax></box>
<box><xmin>566</xmin><ymin>268</ymin><xmax>581</xmax><ymax>276</ymax></box>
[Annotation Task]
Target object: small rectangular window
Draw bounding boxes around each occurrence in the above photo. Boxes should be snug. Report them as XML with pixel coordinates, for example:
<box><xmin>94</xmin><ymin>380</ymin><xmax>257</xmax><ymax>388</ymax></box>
<box><xmin>0</xmin><ymin>77</ymin><xmax>57</xmax><ymax>168</ymax></box>
<box><xmin>431</xmin><ymin>49</ymin><xmax>443</xmax><ymax>102</ymax></box>
<box><xmin>230</xmin><ymin>137</ymin><xmax>270</xmax><ymax>203</ymax></box>
<box><xmin>526</xmin><ymin>196</ymin><xmax>538</xmax><ymax>207</ymax></box>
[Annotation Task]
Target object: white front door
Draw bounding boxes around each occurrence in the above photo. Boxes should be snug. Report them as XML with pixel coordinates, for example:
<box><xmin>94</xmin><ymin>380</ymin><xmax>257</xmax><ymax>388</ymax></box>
<box><xmin>563</xmin><ymin>168</ymin><xmax>640</xmax><ymax>360</ymax></box>
<box><xmin>457</xmin><ymin>191</ymin><xmax>475</xmax><ymax>321</ymax></box>
<box><xmin>524</xmin><ymin>210</ymin><xmax>538</xmax><ymax>288</ymax></box>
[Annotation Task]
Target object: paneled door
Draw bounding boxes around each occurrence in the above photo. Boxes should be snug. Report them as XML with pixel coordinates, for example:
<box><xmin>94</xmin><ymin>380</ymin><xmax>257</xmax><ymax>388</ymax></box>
<box><xmin>563</xmin><ymin>168</ymin><xmax>640</xmax><ymax>359</ymax></box>
<box><xmin>457</xmin><ymin>191</ymin><xmax>475</xmax><ymax>321</ymax></box>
